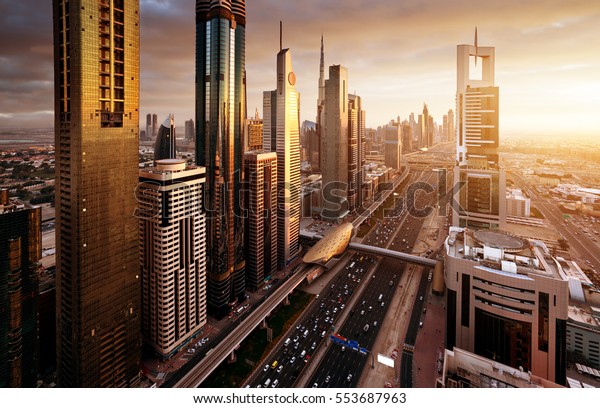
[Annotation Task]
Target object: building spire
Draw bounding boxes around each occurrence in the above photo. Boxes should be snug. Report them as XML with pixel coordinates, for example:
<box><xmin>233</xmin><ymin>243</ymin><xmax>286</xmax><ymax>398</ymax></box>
<box><xmin>280</xmin><ymin>20</ymin><xmax>283</xmax><ymax>51</ymax></box>
<box><xmin>318</xmin><ymin>34</ymin><xmax>325</xmax><ymax>106</ymax></box>
<box><xmin>474</xmin><ymin>26</ymin><xmax>478</xmax><ymax>66</ymax></box>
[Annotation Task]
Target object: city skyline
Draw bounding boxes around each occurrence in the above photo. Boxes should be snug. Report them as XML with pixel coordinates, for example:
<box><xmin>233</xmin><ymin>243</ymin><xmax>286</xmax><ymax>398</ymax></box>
<box><xmin>1</xmin><ymin>0</ymin><xmax>599</xmax><ymax>138</ymax></box>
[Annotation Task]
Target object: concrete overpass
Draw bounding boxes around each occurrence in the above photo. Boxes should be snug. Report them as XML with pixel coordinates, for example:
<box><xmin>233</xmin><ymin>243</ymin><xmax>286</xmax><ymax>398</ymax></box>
<box><xmin>173</xmin><ymin>264</ymin><xmax>322</xmax><ymax>388</ymax></box>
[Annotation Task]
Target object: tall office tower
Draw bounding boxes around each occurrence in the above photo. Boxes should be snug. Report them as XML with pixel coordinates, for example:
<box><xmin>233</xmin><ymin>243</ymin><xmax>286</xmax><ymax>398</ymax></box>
<box><xmin>184</xmin><ymin>118</ymin><xmax>195</xmax><ymax>141</ymax></box>
<box><xmin>453</xmin><ymin>35</ymin><xmax>506</xmax><ymax>230</ymax></box>
<box><xmin>53</xmin><ymin>0</ymin><xmax>141</xmax><ymax>387</ymax></box>
<box><xmin>262</xmin><ymin>43</ymin><xmax>301</xmax><ymax>269</ymax></box>
<box><xmin>409</xmin><ymin>112</ymin><xmax>417</xmax><ymax>147</ymax></box>
<box><xmin>348</xmin><ymin>94</ymin><xmax>365</xmax><ymax>211</ymax></box>
<box><xmin>444</xmin><ymin>227</ymin><xmax>568</xmax><ymax>385</ymax></box>
<box><xmin>447</xmin><ymin>109</ymin><xmax>455</xmax><ymax>142</ymax></box>
<box><xmin>384</xmin><ymin>124</ymin><xmax>402</xmax><ymax>170</ymax></box>
<box><xmin>0</xmin><ymin>193</ymin><xmax>41</xmax><ymax>387</ymax></box>
<box><xmin>196</xmin><ymin>0</ymin><xmax>246</xmax><ymax>318</ymax></box>
<box><xmin>301</xmin><ymin>120</ymin><xmax>318</xmax><ymax>169</ymax></box>
<box><xmin>401</xmin><ymin>120</ymin><xmax>413</xmax><ymax>154</ymax></box>
<box><xmin>418</xmin><ymin>103</ymin><xmax>433</xmax><ymax>148</ymax></box>
<box><xmin>152</xmin><ymin>113</ymin><xmax>158</xmax><ymax>137</ymax></box>
<box><xmin>243</xmin><ymin>151</ymin><xmax>277</xmax><ymax>291</ymax></box>
<box><xmin>247</xmin><ymin>108</ymin><xmax>263</xmax><ymax>152</ymax></box>
<box><xmin>314</xmin><ymin>35</ymin><xmax>325</xmax><ymax>172</ymax></box>
<box><xmin>154</xmin><ymin>114</ymin><xmax>176</xmax><ymax>161</ymax></box>
<box><xmin>138</xmin><ymin>160</ymin><xmax>207</xmax><ymax>359</ymax></box>
<box><xmin>443</xmin><ymin>114</ymin><xmax>449</xmax><ymax>143</ymax></box>
<box><xmin>146</xmin><ymin>113</ymin><xmax>152</xmax><ymax>140</ymax></box>
<box><xmin>321</xmin><ymin>65</ymin><xmax>349</xmax><ymax>221</ymax></box>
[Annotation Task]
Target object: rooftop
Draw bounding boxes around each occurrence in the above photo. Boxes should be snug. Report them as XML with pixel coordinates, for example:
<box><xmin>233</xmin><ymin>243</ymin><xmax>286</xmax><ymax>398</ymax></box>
<box><xmin>446</xmin><ymin>227</ymin><xmax>565</xmax><ymax>280</ymax></box>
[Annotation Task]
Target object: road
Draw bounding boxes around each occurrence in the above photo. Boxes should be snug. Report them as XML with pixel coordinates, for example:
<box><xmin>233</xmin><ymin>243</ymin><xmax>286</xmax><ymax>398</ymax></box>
<box><xmin>509</xmin><ymin>171</ymin><xmax>600</xmax><ymax>272</ymax></box>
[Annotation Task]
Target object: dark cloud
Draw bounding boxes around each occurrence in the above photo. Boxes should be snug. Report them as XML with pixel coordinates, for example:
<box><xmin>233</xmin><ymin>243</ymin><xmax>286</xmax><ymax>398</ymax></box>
<box><xmin>1</xmin><ymin>0</ymin><xmax>599</xmax><ymax>136</ymax></box>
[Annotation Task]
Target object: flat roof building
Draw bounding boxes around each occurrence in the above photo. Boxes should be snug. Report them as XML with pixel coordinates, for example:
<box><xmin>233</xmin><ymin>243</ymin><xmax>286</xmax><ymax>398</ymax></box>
<box><xmin>138</xmin><ymin>160</ymin><xmax>207</xmax><ymax>359</ymax></box>
<box><xmin>444</xmin><ymin>226</ymin><xmax>569</xmax><ymax>385</ymax></box>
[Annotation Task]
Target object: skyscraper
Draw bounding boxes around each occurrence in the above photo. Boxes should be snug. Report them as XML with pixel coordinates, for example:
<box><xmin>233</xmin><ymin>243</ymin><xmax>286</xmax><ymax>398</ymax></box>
<box><xmin>185</xmin><ymin>118</ymin><xmax>195</xmax><ymax>141</ymax></box>
<box><xmin>384</xmin><ymin>123</ymin><xmax>402</xmax><ymax>170</ymax></box>
<box><xmin>401</xmin><ymin>120</ymin><xmax>413</xmax><ymax>153</ymax></box>
<box><xmin>247</xmin><ymin>108</ymin><xmax>263</xmax><ymax>152</ymax></box>
<box><xmin>243</xmin><ymin>151</ymin><xmax>277</xmax><ymax>291</ymax></box>
<box><xmin>447</xmin><ymin>109</ymin><xmax>455</xmax><ymax>142</ymax></box>
<box><xmin>453</xmin><ymin>34</ymin><xmax>506</xmax><ymax>230</ymax></box>
<box><xmin>152</xmin><ymin>113</ymin><xmax>158</xmax><ymax>138</ymax></box>
<box><xmin>0</xmin><ymin>192</ymin><xmax>41</xmax><ymax>387</ymax></box>
<box><xmin>348</xmin><ymin>94</ymin><xmax>365</xmax><ymax>212</ymax></box>
<box><xmin>53</xmin><ymin>0</ymin><xmax>141</xmax><ymax>387</ymax></box>
<box><xmin>321</xmin><ymin>65</ymin><xmax>349</xmax><ymax>221</ymax></box>
<box><xmin>146</xmin><ymin>113</ymin><xmax>152</xmax><ymax>141</ymax></box>
<box><xmin>314</xmin><ymin>35</ymin><xmax>325</xmax><ymax>172</ymax></box>
<box><xmin>262</xmin><ymin>38</ymin><xmax>301</xmax><ymax>269</ymax></box>
<box><xmin>195</xmin><ymin>0</ymin><xmax>246</xmax><ymax>318</ymax></box>
<box><xmin>138</xmin><ymin>160</ymin><xmax>207</xmax><ymax>359</ymax></box>
<box><xmin>154</xmin><ymin>114</ymin><xmax>176</xmax><ymax>162</ymax></box>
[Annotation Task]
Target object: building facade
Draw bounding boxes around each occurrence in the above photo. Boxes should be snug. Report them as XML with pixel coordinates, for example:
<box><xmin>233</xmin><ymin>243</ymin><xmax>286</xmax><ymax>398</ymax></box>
<box><xmin>184</xmin><ymin>119</ymin><xmax>195</xmax><ymax>141</ymax></box>
<box><xmin>321</xmin><ymin>65</ymin><xmax>349</xmax><ymax>222</ymax></box>
<box><xmin>243</xmin><ymin>151</ymin><xmax>277</xmax><ymax>291</ymax></box>
<box><xmin>138</xmin><ymin>160</ymin><xmax>207</xmax><ymax>359</ymax></box>
<box><xmin>348</xmin><ymin>94</ymin><xmax>365</xmax><ymax>212</ymax></box>
<box><xmin>0</xmin><ymin>194</ymin><xmax>41</xmax><ymax>387</ymax></box>
<box><xmin>384</xmin><ymin>124</ymin><xmax>402</xmax><ymax>171</ymax></box>
<box><xmin>247</xmin><ymin>108</ymin><xmax>263</xmax><ymax>152</ymax></box>
<box><xmin>262</xmin><ymin>47</ymin><xmax>301</xmax><ymax>269</ymax></box>
<box><xmin>195</xmin><ymin>0</ymin><xmax>246</xmax><ymax>318</ymax></box>
<box><xmin>453</xmin><ymin>38</ymin><xmax>506</xmax><ymax>230</ymax></box>
<box><xmin>444</xmin><ymin>227</ymin><xmax>568</xmax><ymax>385</ymax></box>
<box><xmin>53</xmin><ymin>0</ymin><xmax>141</xmax><ymax>387</ymax></box>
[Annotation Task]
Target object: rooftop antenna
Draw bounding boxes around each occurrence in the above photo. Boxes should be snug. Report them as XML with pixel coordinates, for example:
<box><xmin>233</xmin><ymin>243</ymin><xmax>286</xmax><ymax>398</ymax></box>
<box><xmin>280</xmin><ymin>20</ymin><xmax>283</xmax><ymax>51</ymax></box>
<box><xmin>474</xmin><ymin>26</ymin><xmax>478</xmax><ymax>66</ymax></box>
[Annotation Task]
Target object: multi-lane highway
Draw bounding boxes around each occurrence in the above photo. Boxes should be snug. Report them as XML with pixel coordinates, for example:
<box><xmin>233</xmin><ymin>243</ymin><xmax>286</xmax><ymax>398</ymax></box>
<box><xmin>305</xmin><ymin>170</ymin><xmax>438</xmax><ymax>388</ymax></box>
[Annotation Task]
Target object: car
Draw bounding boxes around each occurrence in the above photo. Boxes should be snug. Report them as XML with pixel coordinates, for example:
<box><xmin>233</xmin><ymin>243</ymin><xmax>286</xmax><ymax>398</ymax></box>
<box><xmin>271</xmin><ymin>360</ymin><xmax>278</xmax><ymax>369</ymax></box>
<box><xmin>374</xmin><ymin>321</ymin><xmax>378</xmax><ymax>327</ymax></box>
<box><xmin>290</xmin><ymin>357</ymin><xmax>296</xmax><ymax>364</ymax></box>
<box><xmin>321</xmin><ymin>330</ymin><xmax>326</xmax><ymax>337</ymax></box>
<box><xmin>304</xmin><ymin>354</ymin><xmax>311</xmax><ymax>362</ymax></box>
<box><xmin>361</xmin><ymin>310</ymin><xmax>365</xmax><ymax>316</ymax></box>
<box><xmin>325</xmin><ymin>375</ymin><xmax>331</xmax><ymax>384</ymax></box>
<box><xmin>423</xmin><ymin>307</ymin><xmax>427</xmax><ymax>314</ymax></box>
<box><xmin>294</xmin><ymin>342</ymin><xmax>300</xmax><ymax>349</ymax></box>
<box><xmin>341</xmin><ymin>346</ymin><xmax>346</xmax><ymax>352</ymax></box>
<box><xmin>312</xmin><ymin>383</ymin><xmax>318</xmax><ymax>388</ymax></box>
<box><xmin>277</xmin><ymin>364</ymin><xmax>284</xmax><ymax>373</ymax></box>
<box><xmin>419</xmin><ymin>295</ymin><xmax>423</xmax><ymax>301</ymax></box>
<box><xmin>389</xmin><ymin>280</ymin><xmax>393</xmax><ymax>286</ymax></box>
<box><xmin>381</xmin><ymin>302</ymin><xmax>385</xmax><ymax>307</ymax></box>
<box><xmin>419</xmin><ymin>321</ymin><xmax>423</xmax><ymax>328</ymax></box>
<box><xmin>368</xmin><ymin>306</ymin><xmax>372</xmax><ymax>312</ymax></box>
<box><xmin>333</xmin><ymin>308</ymin><xmax>338</xmax><ymax>314</ymax></box>
<box><xmin>272</xmin><ymin>379</ymin><xmax>279</xmax><ymax>388</ymax></box>
<box><xmin>263</xmin><ymin>364</ymin><xmax>269</xmax><ymax>372</ymax></box>
<box><xmin>346</xmin><ymin>374</ymin><xmax>353</xmax><ymax>382</ymax></box>
<box><xmin>311</xmin><ymin>342</ymin><xmax>316</xmax><ymax>350</ymax></box>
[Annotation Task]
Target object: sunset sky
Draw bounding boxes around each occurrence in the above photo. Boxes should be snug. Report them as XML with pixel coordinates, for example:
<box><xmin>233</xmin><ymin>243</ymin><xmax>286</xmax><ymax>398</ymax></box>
<box><xmin>0</xmin><ymin>0</ymin><xmax>599</xmax><ymax>138</ymax></box>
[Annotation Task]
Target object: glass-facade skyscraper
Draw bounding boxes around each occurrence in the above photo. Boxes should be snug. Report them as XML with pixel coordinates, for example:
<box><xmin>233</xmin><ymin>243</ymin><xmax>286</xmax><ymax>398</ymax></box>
<box><xmin>53</xmin><ymin>0</ymin><xmax>141</xmax><ymax>387</ymax></box>
<box><xmin>195</xmin><ymin>0</ymin><xmax>246</xmax><ymax>318</ymax></box>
